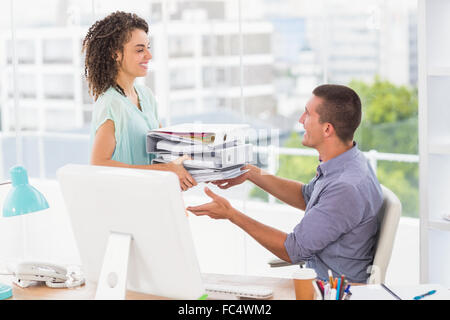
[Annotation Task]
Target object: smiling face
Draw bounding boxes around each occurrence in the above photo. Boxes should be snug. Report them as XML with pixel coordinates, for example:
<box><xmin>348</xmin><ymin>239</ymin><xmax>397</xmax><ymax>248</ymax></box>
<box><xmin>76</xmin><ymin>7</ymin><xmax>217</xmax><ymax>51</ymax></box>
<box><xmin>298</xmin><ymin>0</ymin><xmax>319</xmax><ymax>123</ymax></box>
<box><xmin>299</xmin><ymin>95</ymin><xmax>328</xmax><ymax>148</ymax></box>
<box><xmin>116</xmin><ymin>28</ymin><xmax>151</xmax><ymax>79</ymax></box>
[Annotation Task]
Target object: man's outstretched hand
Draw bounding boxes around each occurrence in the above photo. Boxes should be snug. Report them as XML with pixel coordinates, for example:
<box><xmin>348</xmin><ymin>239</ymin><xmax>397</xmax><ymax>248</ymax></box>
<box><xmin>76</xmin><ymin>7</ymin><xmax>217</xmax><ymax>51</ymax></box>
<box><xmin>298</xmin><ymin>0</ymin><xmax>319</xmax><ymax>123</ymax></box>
<box><xmin>210</xmin><ymin>165</ymin><xmax>252</xmax><ymax>189</ymax></box>
<box><xmin>186</xmin><ymin>187</ymin><xmax>236</xmax><ymax>220</ymax></box>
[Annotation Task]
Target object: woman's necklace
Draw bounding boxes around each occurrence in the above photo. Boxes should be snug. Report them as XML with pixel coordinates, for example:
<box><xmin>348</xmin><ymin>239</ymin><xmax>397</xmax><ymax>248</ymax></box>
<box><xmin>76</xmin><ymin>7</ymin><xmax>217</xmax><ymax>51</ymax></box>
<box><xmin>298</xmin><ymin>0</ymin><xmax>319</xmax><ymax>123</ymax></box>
<box><xmin>116</xmin><ymin>84</ymin><xmax>141</xmax><ymax>111</ymax></box>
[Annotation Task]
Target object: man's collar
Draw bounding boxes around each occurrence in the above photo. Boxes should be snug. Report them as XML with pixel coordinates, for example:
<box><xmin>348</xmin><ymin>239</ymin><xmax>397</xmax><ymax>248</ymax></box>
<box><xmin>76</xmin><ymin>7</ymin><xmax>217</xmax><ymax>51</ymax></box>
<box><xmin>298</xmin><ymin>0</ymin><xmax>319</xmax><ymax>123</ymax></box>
<box><xmin>318</xmin><ymin>142</ymin><xmax>358</xmax><ymax>177</ymax></box>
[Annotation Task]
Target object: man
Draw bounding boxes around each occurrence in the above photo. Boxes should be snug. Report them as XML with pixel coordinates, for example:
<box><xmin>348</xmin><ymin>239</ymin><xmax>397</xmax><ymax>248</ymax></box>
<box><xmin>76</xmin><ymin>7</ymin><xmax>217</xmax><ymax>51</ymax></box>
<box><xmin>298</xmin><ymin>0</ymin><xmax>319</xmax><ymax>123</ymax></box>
<box><xmin>187</xmin><ymin>84</ymin><xmax>383</xmax><ymax>283</ymax></box>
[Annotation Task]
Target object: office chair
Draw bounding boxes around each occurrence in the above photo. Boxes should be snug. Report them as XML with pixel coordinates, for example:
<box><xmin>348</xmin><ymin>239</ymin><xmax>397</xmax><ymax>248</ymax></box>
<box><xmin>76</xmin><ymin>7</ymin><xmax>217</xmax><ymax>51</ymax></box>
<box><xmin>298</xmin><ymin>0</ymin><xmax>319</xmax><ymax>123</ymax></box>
<box><xmin>367</xmin><ymin>185</ymin><xmax>401</xmax><ymax>284</ymax></box>
<box><xmin>268</xmin><ymin>185</ymin><xmax>402</xmax><ymax>284</ymax></box>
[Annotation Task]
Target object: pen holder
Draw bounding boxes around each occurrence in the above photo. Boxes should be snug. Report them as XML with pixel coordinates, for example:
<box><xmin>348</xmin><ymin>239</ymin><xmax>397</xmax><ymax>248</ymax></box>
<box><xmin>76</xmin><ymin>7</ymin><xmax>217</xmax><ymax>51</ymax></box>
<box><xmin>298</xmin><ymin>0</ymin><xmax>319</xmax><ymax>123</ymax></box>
<box><xmin>314</xmin><ymin>278</ymin><xmax>352</xmax><ymax>300</ymax></box>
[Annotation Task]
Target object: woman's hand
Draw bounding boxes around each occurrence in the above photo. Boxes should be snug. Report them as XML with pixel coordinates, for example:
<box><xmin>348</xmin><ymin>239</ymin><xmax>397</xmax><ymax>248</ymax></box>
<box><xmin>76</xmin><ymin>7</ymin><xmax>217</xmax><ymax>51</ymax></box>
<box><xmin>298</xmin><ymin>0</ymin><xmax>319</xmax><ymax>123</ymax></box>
<box><xmin>167</xmin><ymin>155</ymin><xmax>197</xmax><ymax>191</ymax></box>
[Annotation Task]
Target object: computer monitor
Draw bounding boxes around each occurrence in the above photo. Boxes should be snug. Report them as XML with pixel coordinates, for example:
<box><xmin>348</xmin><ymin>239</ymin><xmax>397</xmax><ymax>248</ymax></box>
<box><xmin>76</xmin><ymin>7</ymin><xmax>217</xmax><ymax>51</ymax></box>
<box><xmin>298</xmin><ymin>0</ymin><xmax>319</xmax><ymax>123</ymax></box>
<box><xmin>57</xmin><ymin>164</ymin><xmax>205</xmax><ymax>300</ymax></box>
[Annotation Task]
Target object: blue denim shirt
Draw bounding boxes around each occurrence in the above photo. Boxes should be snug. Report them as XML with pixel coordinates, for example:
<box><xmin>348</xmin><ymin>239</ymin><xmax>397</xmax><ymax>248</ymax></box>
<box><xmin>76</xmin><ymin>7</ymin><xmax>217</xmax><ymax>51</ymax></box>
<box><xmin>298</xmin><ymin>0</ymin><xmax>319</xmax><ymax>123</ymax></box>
<box><xmin>284</xmin><ymin>143</ymin><xmax>383</xmax><ymax>283</ymax></box>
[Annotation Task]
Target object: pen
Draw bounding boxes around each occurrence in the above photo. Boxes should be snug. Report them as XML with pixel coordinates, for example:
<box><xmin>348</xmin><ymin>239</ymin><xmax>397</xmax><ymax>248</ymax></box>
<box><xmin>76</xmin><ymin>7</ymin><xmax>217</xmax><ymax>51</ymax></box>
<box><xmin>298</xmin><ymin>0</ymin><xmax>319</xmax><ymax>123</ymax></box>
<box><xmin>342</xmin><ymin>285</ymin><xmax>351</xmax><ymax>300</ymax></box>
<box><xmin>339</xmin><ymin>276</ymin><xmax>346</xmax><ymax>300</ymax></box>
<box><xmin>413</xmin><ymin>290</ymin><xmax>436</xmax><ymax>300</ymax></box>
<box><xmin>317</xmin><ymin>281</ymin><xmax>325</xmax><ymax>299</ymax></box>
<box><xmin>344</xmin><ymin>284</ymin><xmax>351</xmax><ymax>294</ymax></box>
<box><xmin>328</xmin><ymin>284</ymin><xmax>332</xmax><ymax>300</ymax></box>
<box><xmin>312</xmin><ymin>281</ymin><xmax>322</xmax><ymax>300</ymax></box>
<box><xmin>328</xmin><ymin>270</ymin><xmax>333</xmax><ymax>287</ymax></box>
<box><xmin>336</xmin><ymin>278</ymin><xmax>341</xmax><ymax>300</ymax></box>
<box><xmin>381</xmin><ymin>283</ymin><xmax>402</xmax><ymax>300</ymax></box>
<box><xmin>330</xmin><ymin>288</ymin><xmax>337</xmax><ymax>301</ymax></box>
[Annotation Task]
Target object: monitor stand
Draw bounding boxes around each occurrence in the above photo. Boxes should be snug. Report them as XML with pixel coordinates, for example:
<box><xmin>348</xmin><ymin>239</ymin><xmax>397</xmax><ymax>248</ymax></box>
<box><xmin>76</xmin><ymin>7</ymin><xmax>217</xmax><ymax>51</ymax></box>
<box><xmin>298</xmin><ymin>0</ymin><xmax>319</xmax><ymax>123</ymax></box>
<box><xmin>95</xmin><ymin>232</ymin><xmax>132</xmax><ymax>300</ymax></box>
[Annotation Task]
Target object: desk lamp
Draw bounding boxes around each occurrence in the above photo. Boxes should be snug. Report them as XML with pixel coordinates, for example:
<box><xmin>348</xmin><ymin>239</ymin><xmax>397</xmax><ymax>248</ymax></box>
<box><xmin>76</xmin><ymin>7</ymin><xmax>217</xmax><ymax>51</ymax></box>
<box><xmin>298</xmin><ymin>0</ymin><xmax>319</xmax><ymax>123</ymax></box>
<box><xmin>0</xmin><ymin>165</ymin><xmax>49</xmax><ymax>299</ymax></box>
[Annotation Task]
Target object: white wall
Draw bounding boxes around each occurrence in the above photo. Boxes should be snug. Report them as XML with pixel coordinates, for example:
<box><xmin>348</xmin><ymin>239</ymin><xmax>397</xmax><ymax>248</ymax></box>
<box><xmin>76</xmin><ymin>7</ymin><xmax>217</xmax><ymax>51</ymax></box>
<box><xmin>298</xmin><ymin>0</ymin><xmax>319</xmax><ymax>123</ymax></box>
<box><xmin>385</xmin><ymin>217</ymin><xmax>419</xmax><ymax>285</ymax></box>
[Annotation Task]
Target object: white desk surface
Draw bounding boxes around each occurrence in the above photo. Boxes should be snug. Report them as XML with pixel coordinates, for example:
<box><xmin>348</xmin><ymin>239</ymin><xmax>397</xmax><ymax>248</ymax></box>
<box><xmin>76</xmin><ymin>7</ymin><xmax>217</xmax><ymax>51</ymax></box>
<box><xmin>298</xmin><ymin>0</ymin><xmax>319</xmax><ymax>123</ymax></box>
<box><xmin>0</xmin><ymin>273</ymin><xmax>295</xmax><ymax>300</ymax></box>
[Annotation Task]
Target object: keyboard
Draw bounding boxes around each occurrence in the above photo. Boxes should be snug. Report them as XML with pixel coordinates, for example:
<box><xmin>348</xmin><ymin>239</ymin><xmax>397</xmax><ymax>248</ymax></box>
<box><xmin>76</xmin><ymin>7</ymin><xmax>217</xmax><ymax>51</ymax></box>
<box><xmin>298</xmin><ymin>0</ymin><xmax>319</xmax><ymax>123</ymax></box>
<box><xmin>204</xmin><ymin>283</ymin><xmax>273</xmax><ymax>299</ymax></box>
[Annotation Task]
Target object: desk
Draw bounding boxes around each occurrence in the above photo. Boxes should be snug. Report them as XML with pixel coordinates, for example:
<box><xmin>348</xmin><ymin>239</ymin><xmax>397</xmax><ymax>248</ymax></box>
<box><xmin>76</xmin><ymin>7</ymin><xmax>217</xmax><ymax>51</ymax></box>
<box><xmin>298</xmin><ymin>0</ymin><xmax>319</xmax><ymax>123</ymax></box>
<box><xmin>0</xmin><ymin>273</ymin><xmax>295</xmax><ymax>300</ymax></box>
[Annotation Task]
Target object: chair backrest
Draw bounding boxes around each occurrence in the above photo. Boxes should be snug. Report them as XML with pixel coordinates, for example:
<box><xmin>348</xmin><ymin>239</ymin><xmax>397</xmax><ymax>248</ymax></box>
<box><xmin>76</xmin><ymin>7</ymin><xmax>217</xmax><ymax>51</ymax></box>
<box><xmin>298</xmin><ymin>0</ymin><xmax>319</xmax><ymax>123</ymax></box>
<box><xmin>367</xmin><ymin>185</ymin><xmax>402</xmax><ymax>284</ymax></box>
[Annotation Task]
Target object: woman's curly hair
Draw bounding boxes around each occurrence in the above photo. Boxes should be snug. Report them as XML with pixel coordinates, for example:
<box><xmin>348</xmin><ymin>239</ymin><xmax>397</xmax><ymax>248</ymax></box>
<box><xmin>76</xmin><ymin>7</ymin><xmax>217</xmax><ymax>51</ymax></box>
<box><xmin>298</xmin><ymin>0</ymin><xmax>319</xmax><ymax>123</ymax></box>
<box><xmin>82</xmin><ymin>11</ymin><xmax>148</xmax><ymax>101</ymax></box>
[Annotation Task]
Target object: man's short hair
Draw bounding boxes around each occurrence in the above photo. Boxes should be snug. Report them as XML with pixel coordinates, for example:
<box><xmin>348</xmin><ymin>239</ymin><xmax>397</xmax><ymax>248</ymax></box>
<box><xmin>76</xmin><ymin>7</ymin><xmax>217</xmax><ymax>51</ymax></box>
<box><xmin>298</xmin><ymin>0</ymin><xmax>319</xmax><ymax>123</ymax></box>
<box><xmin>312</xmin><ymin>84</ymin><xmax>362</xmax><ymax>143</ymax></box>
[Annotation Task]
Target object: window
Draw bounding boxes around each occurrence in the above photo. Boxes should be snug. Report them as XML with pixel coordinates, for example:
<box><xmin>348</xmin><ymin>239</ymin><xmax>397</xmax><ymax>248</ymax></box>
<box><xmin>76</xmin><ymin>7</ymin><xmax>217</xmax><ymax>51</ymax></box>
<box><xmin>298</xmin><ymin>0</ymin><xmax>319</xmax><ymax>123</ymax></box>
<box><xmin>1</xmin><ymin>0</ymin><xmax>418</xmax><ymax>217</ymax></box>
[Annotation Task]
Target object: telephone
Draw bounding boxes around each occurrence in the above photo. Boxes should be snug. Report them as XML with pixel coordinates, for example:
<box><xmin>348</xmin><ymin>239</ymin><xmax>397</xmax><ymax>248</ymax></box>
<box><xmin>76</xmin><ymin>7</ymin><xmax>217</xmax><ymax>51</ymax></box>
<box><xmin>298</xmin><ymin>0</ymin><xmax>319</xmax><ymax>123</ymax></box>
<box><xmin>13</xmin><ymin>262</ymin><xmax>85</xmax><ymax>289</ymax></box>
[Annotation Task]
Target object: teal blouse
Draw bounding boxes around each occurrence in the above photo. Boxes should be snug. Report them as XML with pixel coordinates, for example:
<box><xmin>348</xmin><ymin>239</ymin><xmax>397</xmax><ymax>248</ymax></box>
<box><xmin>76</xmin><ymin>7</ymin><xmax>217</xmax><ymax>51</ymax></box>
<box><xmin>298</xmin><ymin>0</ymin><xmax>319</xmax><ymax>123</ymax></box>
<box><xmin>90</xmin><ymin>85</ymin><xmax>159</xmax><ymax>165</ymax></box>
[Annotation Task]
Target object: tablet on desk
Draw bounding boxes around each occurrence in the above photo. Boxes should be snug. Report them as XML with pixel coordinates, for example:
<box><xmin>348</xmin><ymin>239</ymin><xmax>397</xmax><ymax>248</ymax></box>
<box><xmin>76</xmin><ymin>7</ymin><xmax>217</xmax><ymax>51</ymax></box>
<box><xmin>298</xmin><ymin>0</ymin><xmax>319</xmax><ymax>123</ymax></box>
<box><xmin>351</xmin><ymin>283</ymin><xmax>450</xmax><ymax>300</ymax></box>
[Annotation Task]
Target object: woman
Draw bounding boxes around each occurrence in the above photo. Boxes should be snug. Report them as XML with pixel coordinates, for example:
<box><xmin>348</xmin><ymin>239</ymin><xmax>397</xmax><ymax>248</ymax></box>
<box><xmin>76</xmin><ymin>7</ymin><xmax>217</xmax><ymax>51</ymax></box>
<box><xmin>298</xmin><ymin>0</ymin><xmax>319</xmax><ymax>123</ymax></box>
<box><xmin>83</xmin><ymin>11</ymin><xmax>196</xmax><ymax>191</ymax></box>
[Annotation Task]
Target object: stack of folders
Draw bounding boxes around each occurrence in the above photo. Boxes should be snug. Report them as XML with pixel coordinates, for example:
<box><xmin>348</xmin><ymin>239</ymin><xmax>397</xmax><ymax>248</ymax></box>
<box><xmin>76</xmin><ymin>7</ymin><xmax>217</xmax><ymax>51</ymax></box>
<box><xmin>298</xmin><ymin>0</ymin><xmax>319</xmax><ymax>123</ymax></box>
<box><xmin>146</xmin><ymin>124</ymin><xmax>253</xmax><ymax>183</ymax></box>
<box><xmin>313</xmin><ymin>270</ymin><xmax>352</xmax><ymax>300</ymax></box>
